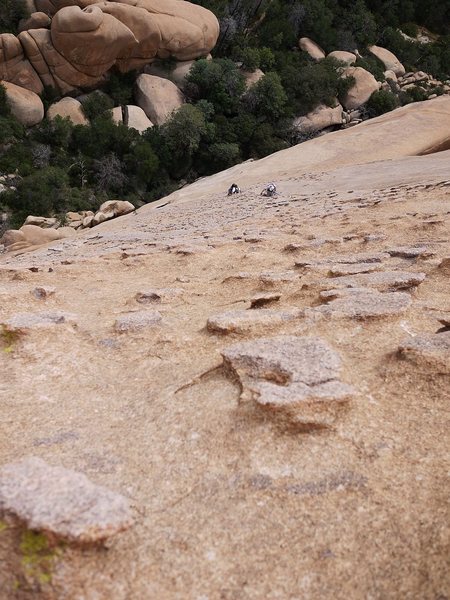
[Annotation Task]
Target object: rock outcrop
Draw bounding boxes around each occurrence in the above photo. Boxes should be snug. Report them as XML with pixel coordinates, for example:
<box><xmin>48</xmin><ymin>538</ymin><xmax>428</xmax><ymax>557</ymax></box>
<box><xmin>0</xmin><ymin>0</ymin><xmax>219</xmax><ymax>97</ymax></box>
<box><xmin>293</xmin><ymin>102</ymin><xmax>343</xmax><ymax>134</ymax></box>
<box><xmin>327</xmin><ymin>50</ymin><xmax>356</xmax><ymax>65</ymax></box>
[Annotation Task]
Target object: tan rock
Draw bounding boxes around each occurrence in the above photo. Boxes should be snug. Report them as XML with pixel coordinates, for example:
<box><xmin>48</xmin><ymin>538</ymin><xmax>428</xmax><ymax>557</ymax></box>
<box><xmin>24</xmin><ymin>216</ymin><xmax>58</xmax><ymax>228</ymax></box>
<box><xmin>340</xmin><ymin>67</ymin><xmax>379</xmax><ymax>110</ymax></box>
<box><xmin>241</xmin><ymin>68</ymin><xmax>265</xmax><ymax>89</ymax></box>
<box><xmin>293</xmin><ymin>103</ymin><xmax>343</xmax><ymax>134</ymax></box>
<box><xmin>146</xmin><ymin>59</ymin><xmax>196</xmax><ymax>91</ymax></box>
<box><xmin>299</xmin><ymin>37</ymin><xmax>325</xmax><ymax>60</ymax></box>
<box><xmin>111</xmin><ymin>106</ymin><xmax>123</xmax><ymax>124</ymax></box>
<box><xmin>98</xmin><ymin>200</ymin><xmax>135</xmax><ymax>218</ymax></box>
<box><xmin>18</xmin><ymin>12</ymin><xmax>51</xmax><ymax>32</ymax></box>
<box><xmin>0</xmin><ymin>33</ymin><xmax>43</xmax><ymax>95</ymax></box>
<box><xmin>124</xmin><ymin>105</ymin><xmax>153</xmax><ymax>133</ymax></box>
<box><xmin>47</xmin><ymin>97</ymin><xmax>89</xmax><ymax>125</ymax></box>
<box><xmin>327</xmin><ymin>51</ymin><xmax>356</xmax><ymax>65</ymax></box>
<box><xmin>135</xmin><ymin>74</ymin><xmax>185</xmax><ymax>125</ymax></box>
<box><xmin>368</xmin><ymin>45</ymin><xmax>405</xmax><ymax>76</ymax></box>
<box><xmin>1</xmin><ymin>81</ymin><xmax>44</xmax><ymax>126</ymax></box>
<box><xmin>82</xmin><ymin>215</ymin><xmax>94</xmax><ymax>228</ymax></box>
<box><xmin>384</xmin><ymin>70</ymin><xmax>397</xmax><ymax>81</ymax></box>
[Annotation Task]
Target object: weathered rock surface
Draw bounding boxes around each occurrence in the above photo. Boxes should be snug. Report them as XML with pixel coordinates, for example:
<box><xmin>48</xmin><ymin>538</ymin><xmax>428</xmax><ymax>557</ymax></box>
<box><xmin>293</xmin><ymin>103</ymin><xmax>343</xmax><ymax>134</ymax></box>
<box><xmin>145</xmin><ymin>59</ymin><xmax>196</xmax><ymax>91</ymax></box>
<box><xmin>2</xmin><ymin>80</ymin><xmax>44</xmax><ymax>126</ymax></box>
<box><xmin>24</xmin><ymin>216</ymin><xmax>58</xmax><ymax>229</ymax></box>
<box><xmin>135</xmin><ymin>74</ymin><xmax>185</xmax><ymax>125</ymax></box>
<box><xmin>0</xmin><ymin>224</ymin><xmax>75</xmax><ymax>252</ymax></box>
<box><xmin>18</xmin><ymin>11</ymin><xmax>51</xmax><ymax>32</ymax></box>
<box><xmin>98</xmin><ymin>200</ymin><xmax>135</xmax><ymax>219</ymax></box>
<box><xmin>299</xmin><ymin>37</ymin><xmax>325</xmax><ymax>60</ymax></box>
<box><xmin>387</xmin><ymin>246</ymin><xmax>431</xmax><ymax>258</ymax></box>
<box><xmin>207</xmin><ymin>309</ymin><xmax>302</xmax><ymax>334</ymax></box>
<box><xmin>3</xmin><ymin>310</ymin><xmax>76</xmax><ymax>330</ymax></box>
<box><xmin>317</xmin><ymin>270</ymin><xmax>426</xmax><ymax>292</ymax></box>
<box><xmin>124</xmin><ymin>105</ymin><xmax>153</xmax><ymax>133</ymax></box>
<box><xmin>317</xmin><ymin>287</ymin><xmax>412</xmax><ymax>319</ymax></box>
<box><xmin>398</xmin><ymin>332</ymin><xmax>450</xmax><ymax>372</ymax></box>
<box><xmin>368</xmin><ymin>45</ymin><xmax>405</xmax><ymax>76</ymax></box>
<box><xmin>222</xmin><ymin>336</ymin><xmax>355</xmax><ymax>427</ymax></box>
<box><xmin>0</xmin><ymin>33</ymin><xmax>43</xmax><ymax>94</ymax></box>
<box><xmin>115</xmin><ymin>310</ymin><xmax>162</xmax><ymax>332</ymax></box>
<box><xmin>341</xmin><ymin>67</ymin><xmax>379</xmax><ymax>110</ymax></box>
<box><xmin>0</xmin><ymin>457</ymin><xmax>133</xmax><ymax>544</ymax></box>
<box><xmin>47</xmin><ymin>97</ymin><xmax>89</xmax><ymax>125</ymax></box>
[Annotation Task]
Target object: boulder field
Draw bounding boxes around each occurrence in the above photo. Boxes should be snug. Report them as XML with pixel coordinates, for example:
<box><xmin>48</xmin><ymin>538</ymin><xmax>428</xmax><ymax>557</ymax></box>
<box><xmin>0</xmin><ymin>96</ymin><xmax>449</xmax><ymax>598</ymax></box>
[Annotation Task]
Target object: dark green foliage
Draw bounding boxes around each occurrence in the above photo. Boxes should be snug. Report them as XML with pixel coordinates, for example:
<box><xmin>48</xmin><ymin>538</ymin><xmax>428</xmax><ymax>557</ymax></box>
<box><xmin>355</xmin><ymin>57</ymin><xmax>386</xmax><ymax>81</ymax></box>
<box><xmin>243</xmin><ymin>72</ymin><xmax>288</xmax><ymax>122</ymax></box>
<box><xmin>186</xmin><ymin>58</ymin><xmax>246</xmax><ymax>114</ymax></box>
<box><xmin>81</xmin><ymin>92</ymin><xmax>114</xmax><ymax>120</ymax></box>
<box><xmin>104</xmin><ymin>70</ymin><xmax>136</xmax><ymax>106</ymax></box>
<box><xmin>0</xmin><ymin>0</ymin><xmax>28</xmax><ymax>33</ymax></box>
<box><xmin>400</xmin><ymin>22</ymin><xmax>419</xmax><ymax>37</ymax></box>
<box><xmin>0</xmin><ymin>116</ymin><xmax>25</xmax><ymax>145</ymax></box>
<box><xmin>0</xmin><ymin>84</ymin><xmax>11</xmax><ymax>118</ymax></box>
<box><xmin>366</xmin><ymin>89</ymin><xmax>400</xmax><ymax>115</ymax></box>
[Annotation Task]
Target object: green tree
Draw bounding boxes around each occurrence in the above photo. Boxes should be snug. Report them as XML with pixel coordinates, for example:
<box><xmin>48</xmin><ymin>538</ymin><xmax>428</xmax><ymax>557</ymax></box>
<box><xmin>243</xmin><ymin>72</ymin><xmax>288</xmax><ymax>122</ymax></box>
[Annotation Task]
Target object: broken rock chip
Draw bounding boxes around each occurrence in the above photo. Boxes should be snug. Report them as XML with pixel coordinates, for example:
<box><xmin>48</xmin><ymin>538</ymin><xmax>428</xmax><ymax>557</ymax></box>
<box><xmin>115</xmin><ymin>310</ymin><xmax>162</xmax><ymax>332</ymax></box>
<box><xmin>387</xmin><ymin>246</ymin><xmax>432</xmax><ymax>259</ymax></box>
<box><xmin>4</xmin><ymin>311</ymin><xmax>76</xmax><ymax>330</ymax></box>
<box><xmin>317</xmin><ymin>287</ymin><xmax>411</xmax><ymax>319</ymax></box>
<box><xmin>135</xmin><ymin>288</ymin><xmax>183</xmax><ymax>304</ymax></box>
<box><xmin>316</xmin><ymin>270</ymin><xmax>425</xmax><ymax>292</ymax></box>
<box><xmin>259</xmin><ymin>271</ymin><xmax>297</xmax><ymax>285</ymax></box>
<box><xmin>207</xmin><ymin>308</ymin><xmax>302</xmax><ymax>334</ymax></box>
<box><xmin>222</xmin><ymin>336</ymin><xmax>355</xmax><ymax>428</ymax></box>
<box><xmin>0</xmin><ymin>457</ymin><xmax>133</xmax><ymax>544</ymax></box>
<box><xmin>398</xmin><ymin>331</ymin><xmax>450</xmax><ymax>372</ymax></box>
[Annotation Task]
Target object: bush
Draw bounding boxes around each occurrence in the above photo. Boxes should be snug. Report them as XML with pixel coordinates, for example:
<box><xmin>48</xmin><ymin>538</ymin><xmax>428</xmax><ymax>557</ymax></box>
<box><xmin>81</xmin><ymin>92</ymin><xmax>114</xmax><ymax>120</ymax></box>
<box><xmin>400</xmin><ymin>22</ymin><xmax>419</xmax><ymax>38</ymax></box>
<box><xmin>366</xmin><ymin>90</ymin><xmax>400</xmax><ymax>116</ymax></box>
<box><xmin>355</xmin><ymin>57</ymin><xmax>385</xmax><ymax>82</ymax></box>
<box><xmin>0</xmin><ymin>0</ymin><xmax>28</xmax><ymax>33</ymax></box>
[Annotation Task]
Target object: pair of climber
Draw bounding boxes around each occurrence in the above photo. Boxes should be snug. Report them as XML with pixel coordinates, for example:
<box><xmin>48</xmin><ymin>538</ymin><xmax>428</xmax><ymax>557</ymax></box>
<box><xmin>227</xmin><ymin>183</ymin><xmax>277</xmax><ymax>196</ymax></box>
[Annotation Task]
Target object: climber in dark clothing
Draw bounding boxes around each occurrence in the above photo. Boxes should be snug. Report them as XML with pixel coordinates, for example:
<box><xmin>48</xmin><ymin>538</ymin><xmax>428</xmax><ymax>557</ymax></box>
<box><xmin>228</xmin><ymin>183</ymin><xmax>241</xmax><ymax>195</ymax></box>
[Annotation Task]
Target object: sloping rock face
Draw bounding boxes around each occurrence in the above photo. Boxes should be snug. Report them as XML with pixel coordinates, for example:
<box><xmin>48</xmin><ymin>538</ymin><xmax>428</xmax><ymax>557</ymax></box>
<box><xmin>0</xmin><ymin>99</ymin><xmax>449</xmax><ymax>599</ymax></box>
<box><xmin>2</xmin><ymin>81</ymin><xmax>44</xmax><ymax>126</ymax></box>
<box><xmin>1</xmin><ymin>0</ymin><xmax>219</xmax><ymax>96</ymax></box>
<box><xmin>368</xmin><ymin>45</ymin><xmax>405</xmax><ymax>76</ymax></box>
<box><xmin>341</xmin><ymin>66</ymin><xmax>380</xmax><ymax>109</ymax></box>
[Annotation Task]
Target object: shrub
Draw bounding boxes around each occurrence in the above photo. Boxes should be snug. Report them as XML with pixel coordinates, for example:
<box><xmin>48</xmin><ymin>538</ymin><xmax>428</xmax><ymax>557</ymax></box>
<box><xmin>366</xmin><ymin>90</ymin><xmax>400</xmax><ymax>116</ymax></box>
<box><xmin>81</xmin><ymin>91</ymin><xmax>114</xmax><ymax>120</ymax></box>
<box><xmin>355</xmin><ymin>57</ymin><xmax>385</xmax><ymax>82</ymax></box>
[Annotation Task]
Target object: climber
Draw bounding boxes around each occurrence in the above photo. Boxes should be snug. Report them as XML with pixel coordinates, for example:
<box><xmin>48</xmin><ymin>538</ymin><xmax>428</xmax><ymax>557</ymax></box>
<box><xmin>262</xmin><ymin>183</ymin><xmax>277</xmax><ymax>197</ymax></box>
<box><xmin>228</xmin><ymin>183</ymin><xmax>241</xmax><ymax>195</ymax></box>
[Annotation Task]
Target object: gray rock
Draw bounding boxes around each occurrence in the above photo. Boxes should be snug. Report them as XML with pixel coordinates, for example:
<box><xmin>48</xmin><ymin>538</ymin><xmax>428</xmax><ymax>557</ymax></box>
<box><xmin>115</xmin><ymin>310</ymin><xmax>162</xmax><ymax>332</ymax></box>
<box><xmin>398</xmin><ymin>332</ymin><xmax>450</xmax><ymax>372</ymax></box>
<box><xmin>31</xmin><ymin>286</ymin><xmax>56</xmax><ymax>299</ymax></box>
<box><xmin>387</xmin><ymin>246</ymin><xmax>432</xmax><ymax>258</ymax></box>
<box><xmin>317</xmin><ymin>287</ymin><xmax>411</xmax><ymax>319</ymax></box>
<box><xmin>316</xmin><ymin>271</ymin><xmax>425</xmax><ymax>292</ymax></box>
<box><xmin>327</xmin><ymin>263</ymin><xmax>382</xmax><ymax>276</ymax></box>
<box><xmin>0</xmin><ymin>457</ymin><xmax>133</xmax><ymax>544</ymax></box>
<box><xmin>4</xmin><ymin>311</ymin><xmax>76</xmax><ymax>329</ymax></box>
<box><xmin>222</xmin><ymin>336</ymin><xmax>355</xmax><ymax>428</ymax></box>
<box><xmin>207</xmin><ymin>309</ymin><xmax>302</xmax><ymax>334</ymax></box>
<box><xmin>135</xmin><ymin>288</ymin><xmax>183</xmax><ymax>304</ymax></box>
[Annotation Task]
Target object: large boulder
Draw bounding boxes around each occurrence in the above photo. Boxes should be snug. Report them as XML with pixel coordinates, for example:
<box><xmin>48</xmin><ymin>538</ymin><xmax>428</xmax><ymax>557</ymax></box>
<box><xmin>0</xmin><ymin>33</ymin><xmax>43</xmax><ymax>95</ymax></box>
<box><xmin>2</xmin><ymin>81</ymin><xmax>44</xmax><ymax>126</ymax></box>
<box><xmin>47</xmin><ymin>97</ymin><xmax>89</xmax><ymax>125</ymax></box>
<box><xmin>98</xmin><ymin>200</ymin><xmax>135</xmax><ymax>218</ymax></box>
<box><xmin>368</xmin><ymin>45</ymin><xmax>405</xmax><ymax>76</ymax></box>
<box><xmin>125</xmin><ymin>105</ymin><xmax>153</xmax><ymax>133</ymax></box>
<box><xmin>340</xmin><ymin>67</ymin><xmax>379</xmax><ymax>110</ymax></box>
<box><xmin>135</xmin><ymin>74</ymin><xmax>184</xmax><ymax>125</ymax></box>
<box><xmin>293</xmin><ymin>103</ymin><xmax>343</xmax><ymax>134</ymax></box>
<box><xmin>299</xmin><ymin>37</ymin><xmax>325</xmax><ymax>60</ymax></box>
<box><xmin>327</xmin><ymin>51</ymin><xmax>356</xmax><ymax>66</ymax></box>
<box><xmin>0</xmin><ymin>224</ymin><xmax>74</xmax><ymax>252</ymax></box>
